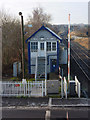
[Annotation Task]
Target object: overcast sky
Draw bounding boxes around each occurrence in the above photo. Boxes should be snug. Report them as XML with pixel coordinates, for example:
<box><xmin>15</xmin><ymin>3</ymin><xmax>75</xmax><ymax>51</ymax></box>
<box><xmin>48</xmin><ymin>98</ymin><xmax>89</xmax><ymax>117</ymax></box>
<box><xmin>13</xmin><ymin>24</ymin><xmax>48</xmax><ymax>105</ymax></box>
<box><xmin>0</xmin><ymin>0</ymin><xmax>89</xmax><ymax>24</ymax></box>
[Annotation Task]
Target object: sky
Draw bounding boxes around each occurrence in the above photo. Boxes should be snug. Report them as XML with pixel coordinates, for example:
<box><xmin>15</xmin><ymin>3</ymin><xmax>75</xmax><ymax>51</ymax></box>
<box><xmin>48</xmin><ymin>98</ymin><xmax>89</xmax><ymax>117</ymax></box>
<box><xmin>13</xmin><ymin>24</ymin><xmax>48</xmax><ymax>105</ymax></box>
<box><xmin>0</xmin><ymin>0</ymin><xmax>89</xmax><ymax>24</ymax></box>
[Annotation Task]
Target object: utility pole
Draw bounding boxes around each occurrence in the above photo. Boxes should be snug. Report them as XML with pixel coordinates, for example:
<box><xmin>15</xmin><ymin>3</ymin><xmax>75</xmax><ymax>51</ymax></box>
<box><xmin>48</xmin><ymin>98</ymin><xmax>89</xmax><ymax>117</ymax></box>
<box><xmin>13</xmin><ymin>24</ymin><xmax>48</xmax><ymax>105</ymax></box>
<box><xmin>19</xmin><ymin>12</ymin><xmax>25</xmax><ymax>79</ymax></box>
<box><xmin>68</xmin><ymin>14</ymin><xmax>70</xmax><ymax>83</ymax></box>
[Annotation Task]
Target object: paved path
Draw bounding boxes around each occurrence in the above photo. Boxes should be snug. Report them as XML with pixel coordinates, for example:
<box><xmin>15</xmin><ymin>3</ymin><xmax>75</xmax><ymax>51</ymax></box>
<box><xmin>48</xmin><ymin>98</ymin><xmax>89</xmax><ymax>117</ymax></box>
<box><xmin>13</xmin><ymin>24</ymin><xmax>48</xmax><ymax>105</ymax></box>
<box><xmin>52</xmin><ymin>98</ymin><xmax>90</xmax><ymax>107</ymax></box>
<box><xmin>1</xmin><ymin>97</ymin><xmax>90</xmax><ymax>120</ymax></box>
<box><xmin>2</xmin><ymin>107</ymin><xmax>90</xmax><ymax>119</ymax></box>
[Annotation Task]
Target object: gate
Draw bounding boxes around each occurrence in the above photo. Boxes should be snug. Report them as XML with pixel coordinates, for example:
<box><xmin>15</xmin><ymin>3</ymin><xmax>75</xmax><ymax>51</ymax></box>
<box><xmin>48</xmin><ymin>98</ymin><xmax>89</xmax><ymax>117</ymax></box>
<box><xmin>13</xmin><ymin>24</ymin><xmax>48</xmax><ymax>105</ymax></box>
<box><xmin>0</xmin><ymin>81</ymin><xmax>45</xmax><ymax>97</ymax></box>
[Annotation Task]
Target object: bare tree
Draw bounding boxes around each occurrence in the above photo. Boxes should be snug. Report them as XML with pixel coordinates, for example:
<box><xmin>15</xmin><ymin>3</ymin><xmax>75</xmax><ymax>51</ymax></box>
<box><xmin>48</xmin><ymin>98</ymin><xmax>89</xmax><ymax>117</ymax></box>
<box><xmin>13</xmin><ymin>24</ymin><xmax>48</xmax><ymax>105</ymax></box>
<box><xmin>25</xmin><ymin>7</ymin><xmax>52</xmax><ymax>36</ymax></box>
<box><xmin>1</xmin><ymin>10</ymin><xmax>21</xmax><ymax>76</ymax></box>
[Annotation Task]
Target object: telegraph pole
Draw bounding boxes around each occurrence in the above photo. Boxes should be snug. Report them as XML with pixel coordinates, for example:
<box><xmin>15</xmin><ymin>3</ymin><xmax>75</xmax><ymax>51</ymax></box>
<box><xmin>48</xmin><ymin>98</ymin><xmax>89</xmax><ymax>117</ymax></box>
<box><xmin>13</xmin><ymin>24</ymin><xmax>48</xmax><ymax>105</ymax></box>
<box><xmin>19</xmin><ymin>12</ymin><xmax>25</xmax><ymax>79</ymax></box>
<box><xmin>68</xmin><ymin>14</ymin><xmax>70</xmax><ymax>82</ymax></box>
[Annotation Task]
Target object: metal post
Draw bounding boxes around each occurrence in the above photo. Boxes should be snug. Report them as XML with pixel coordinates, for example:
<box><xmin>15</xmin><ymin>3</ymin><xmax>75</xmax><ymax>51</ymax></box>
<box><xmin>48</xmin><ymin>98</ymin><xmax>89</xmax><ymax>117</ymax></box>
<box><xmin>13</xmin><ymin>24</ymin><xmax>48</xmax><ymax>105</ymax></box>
<box><xmin>79</xmin><ymin>83</ymin><xmax>80</xmax><ymax>98</ymax></box>
<box><xmin>61</xmin><ymin>69</ymin><xmax>63</xmax><ymax>98</ymax></box>
<box><xmin>42</xmin><ymin>81</ymin><xmax>43</xmax><ymax>97</ymax></box>
<box><xmin>59</xmin><ymin>67</ymin><xmax>63</xmax><ymax>98</ymax></box>
<box><xmin>45</xmin><ymin>79</ymin><xmax>47</xmax><ymax>96</ymax></box>
<box><xmin>45</xmin><ymin>41</ymin><xmax>47</xmax><ymax>96</ymax></box>
<box><xmin>19</xmin><ymin>12</ymin><xmax>25</xmax><ymax>79</ymax></box>
<box><xmin>62</xmin><ymin>69</ymin><xmax>63</xmax><ymax>78</ymax></box>
<box><xmin>45</xmin><ymin>41</ymin><xmax>47</xmax><ymax>80</ymax></box>
<box><xmin>66</xmin><ymin>81</ymin><xmax>67</xmax><ymax>99</ymax></box>
<box><xmin>68</xmin><ymin>14</ymin><xmax>70</xmax><ymax>82</ymax></box>
<box><xmin>35</xmin><ymin>56</ymin><xmax>37</xmax><ymax>81</ymax></box>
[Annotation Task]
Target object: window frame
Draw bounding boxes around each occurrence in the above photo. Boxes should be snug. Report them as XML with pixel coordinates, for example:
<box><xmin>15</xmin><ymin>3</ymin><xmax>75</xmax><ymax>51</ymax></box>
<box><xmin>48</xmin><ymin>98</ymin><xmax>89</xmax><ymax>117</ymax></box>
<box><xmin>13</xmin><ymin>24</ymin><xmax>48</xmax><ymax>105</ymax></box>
<box><xmin>52</xmin><ymin>42</ymin><xmax>56</xmax><ymax>51</ymax></box>
<box><xmin>31</xmin><ymin>42</ymin><xmax>38</xmax><ymax>52</ymax></box>
<box><xmin>47</xmin><ymin>41</ymin><xmax>57</xmax><ymax>52</ymax></box>
<box><xmin>47</xmin><ymin>42</ymin><xmax>51</xmax><ymax>51</ymax></box>
<box><xmin>40</xmin><ymin>42</ymin><xmax>44</xmax><ymax>50</ymax></box>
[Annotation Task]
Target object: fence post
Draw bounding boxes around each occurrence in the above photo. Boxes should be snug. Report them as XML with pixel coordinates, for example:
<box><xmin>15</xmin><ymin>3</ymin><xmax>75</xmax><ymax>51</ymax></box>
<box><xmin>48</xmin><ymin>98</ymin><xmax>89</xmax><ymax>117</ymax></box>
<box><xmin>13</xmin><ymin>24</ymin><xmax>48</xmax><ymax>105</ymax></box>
<box><xmin>75</xmin><ymin>76</ymin><xmax>77</xmax><ymax>93</ymax></box>
<box><xmin>61</xmin><ymin>77</ymin><xmax>63</xmax><ymax>98</ymax></box>
<box><xmin>31</xmin><ymin>82</ymin><xmax>32</xmax><ymax>96</ymax></box>
<box><xmin>75</xmin><ymin>76</ymin><xmax>80</xmax><ymax>98</ymax></box>
<box><xmin>20</xmin><ymin>82</ymin><xmax>21</xmax><ymax>96</ymax></box>
<box><xmin>66</xmin><ymin>81</ymin><xmax>67</xmax><ymax>99</ymax></box>
<box><xmin>17</xmin><ymin>82</ymin><xmax>18</xmax><ymax>96</ymax></box>
<box><xmin>45</xmin><ymin>79</ymin><xmax>47</xmax><ymax>96</ymax></box>
<box><xmin>42</xmin><ymin>81</ymin><xmax>43</xmax><ymax>97</ymax></box>
<box><xmin>64</xmin><ymin>77</ymin><xmax>67</xmax><ymax>99</ymax></box>
<box><xmin>78</xmin><ymin>83</ymin><xmax>80</xmax><ymax>98</ymax></box>
<box><xmin>24</xmin><ymin>84</ymin><xmax>25</xmax><ymax>96</ymax></box>
<box><xmin>0</xmin><ymin>81</ymin><xmax>2</xmax><ymax>96</ymax></box>
<box><xmin>27</xmin><ymin>82</ymin><xmax>28</xmax><ymax>96</ymax></box>
<box><xmin>26</xmin><ymin>82</ymin><xmax>27</xmax><ymax>96</ymax></box>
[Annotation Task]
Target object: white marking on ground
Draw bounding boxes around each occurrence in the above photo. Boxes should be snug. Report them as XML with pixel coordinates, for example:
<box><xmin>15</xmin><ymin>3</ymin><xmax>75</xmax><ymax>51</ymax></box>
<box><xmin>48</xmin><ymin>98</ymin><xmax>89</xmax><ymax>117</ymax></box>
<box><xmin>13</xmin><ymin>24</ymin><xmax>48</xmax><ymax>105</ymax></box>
<box><xmin>48</xmin><ymin>98</ymin><xmax>52</xmax><ymax>107</ymax></box>
<box><xmin>45</xmin><ymin>110</ymin><xmax>51</xmax><ymax>120</ymax></box>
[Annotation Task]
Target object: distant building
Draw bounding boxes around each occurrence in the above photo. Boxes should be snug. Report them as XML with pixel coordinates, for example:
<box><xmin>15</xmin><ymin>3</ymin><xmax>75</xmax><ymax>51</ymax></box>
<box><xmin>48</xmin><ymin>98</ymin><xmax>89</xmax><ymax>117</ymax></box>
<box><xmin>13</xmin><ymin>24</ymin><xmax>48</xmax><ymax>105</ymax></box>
<box><xmin>26</xmin><ymin>25</ymin><xmax>67</xmax><ymax>80</ymax></box>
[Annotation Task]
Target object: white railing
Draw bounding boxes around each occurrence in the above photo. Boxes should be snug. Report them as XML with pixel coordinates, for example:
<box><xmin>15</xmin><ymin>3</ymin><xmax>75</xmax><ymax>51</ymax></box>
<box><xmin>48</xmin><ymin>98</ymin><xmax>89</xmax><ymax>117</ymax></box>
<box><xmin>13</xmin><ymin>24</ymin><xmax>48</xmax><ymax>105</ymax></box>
<box><xmin>35</xmin><ymin>56</ymin><xmax>38</xmax><ymax>81</ymax></box>
<box><xmin>75</xmin><ymin>76</ymin><xmax>81</xmax><ymax>98</ymax></box>
<box><xmin>0</xmin><ymin>81</ymin><xmax>45</xmax><ymax>97</ymax></box>
<box><xmin>45</xmin><ymin>79</ymin><xmax>47</xmax><ymax>96</ymax></box>
<box><xmin>64</xmin><ymin>77</ymin><xmax>67</xmax><ymax>99</ymax></box>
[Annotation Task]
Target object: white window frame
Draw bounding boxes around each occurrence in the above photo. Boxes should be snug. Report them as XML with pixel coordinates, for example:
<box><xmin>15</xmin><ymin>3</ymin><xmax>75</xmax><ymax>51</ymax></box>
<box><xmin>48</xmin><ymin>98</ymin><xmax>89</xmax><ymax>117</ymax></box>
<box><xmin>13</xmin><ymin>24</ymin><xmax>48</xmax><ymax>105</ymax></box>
<box><xmin>52</xmin><ymin>42</ymin><xmax>56</xmax><ymax>51</ymax></box>
<box><xmin>47</xmin><ymin>42</ymin><xmax>51</xmax><ymax>51</ymax></box>
<box><xmin>40</xmin><ymin>42</ymin><xmax>44</xmax><ymax>50</ymax></box>
<box><xmin>31</xmin><ymin>42</ymin><xmax>38</xmax><ymax>52</ymax></box>
<box><xmin>46</xmin><ymin>41</ymin><xmax>57</xmax><ymax>52</ymax></box>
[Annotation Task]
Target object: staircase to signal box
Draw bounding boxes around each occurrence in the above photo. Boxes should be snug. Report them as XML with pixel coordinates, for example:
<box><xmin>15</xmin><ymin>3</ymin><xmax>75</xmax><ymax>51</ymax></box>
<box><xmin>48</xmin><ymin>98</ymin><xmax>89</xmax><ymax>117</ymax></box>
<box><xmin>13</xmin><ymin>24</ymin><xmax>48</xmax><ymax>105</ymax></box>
<box><xmin>35</xmin><ymin>56</ymin><xmax>47</xmax><ymax>81</ymax></box>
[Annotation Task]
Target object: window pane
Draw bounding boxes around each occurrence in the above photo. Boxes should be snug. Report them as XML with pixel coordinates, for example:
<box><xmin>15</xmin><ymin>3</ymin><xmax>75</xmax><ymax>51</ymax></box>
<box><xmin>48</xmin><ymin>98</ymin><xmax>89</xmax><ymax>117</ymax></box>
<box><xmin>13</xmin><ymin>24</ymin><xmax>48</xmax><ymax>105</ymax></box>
<box><xmin>47</xmin><ymin>42</ymin><xmax>51</xmax><ymax>51</ymax></box>
<box><xmin>52</xmin><ymin>42</ymin><xmax>56</xmax><ymax>51</ymax></box>
<box><xmin>31</xmin><ymin>42</ymin><xmax>38</xmax><ymax>52</ymax></box>
<box><xmin>40</xmin><ymin>43</ymin><xmax>44</xmax><ymax>50</ymax></box>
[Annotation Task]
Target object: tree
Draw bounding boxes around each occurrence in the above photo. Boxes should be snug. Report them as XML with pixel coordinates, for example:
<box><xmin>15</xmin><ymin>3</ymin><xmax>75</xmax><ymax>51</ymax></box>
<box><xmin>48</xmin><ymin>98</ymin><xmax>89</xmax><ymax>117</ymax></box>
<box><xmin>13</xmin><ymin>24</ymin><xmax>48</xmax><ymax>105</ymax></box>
<box><xmin>0</xmin><ymin>10</ymin><xmax>21</xmax><ymax>76</ymax></box>
<box><xmin>25</xmin><ymin>7</ymin><xmax>52</xmax><ymax>37</ymax></box>
<box><xmin>1</xmin><ymin>7</ymin><xmax>52</xmax><ymax>77</ymax></box>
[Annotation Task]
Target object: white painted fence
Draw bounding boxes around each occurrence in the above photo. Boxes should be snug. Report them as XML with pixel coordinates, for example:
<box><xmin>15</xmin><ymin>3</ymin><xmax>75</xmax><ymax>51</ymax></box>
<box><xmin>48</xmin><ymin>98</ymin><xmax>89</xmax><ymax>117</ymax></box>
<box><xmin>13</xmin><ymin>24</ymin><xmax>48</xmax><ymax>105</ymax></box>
<box><xmin>64</xmin><ymin>77</ymin><xmax>67</xmax><ymax>99</ymax></box>
<box><xmin>0</xmin><ymin>81</ymin><xmax>46</xmax><ymax>97</ymax></box>
<box><xmin>75</xmin><ymin>76</ymin><xmax>81</xmax><ymax>98</ymax></box>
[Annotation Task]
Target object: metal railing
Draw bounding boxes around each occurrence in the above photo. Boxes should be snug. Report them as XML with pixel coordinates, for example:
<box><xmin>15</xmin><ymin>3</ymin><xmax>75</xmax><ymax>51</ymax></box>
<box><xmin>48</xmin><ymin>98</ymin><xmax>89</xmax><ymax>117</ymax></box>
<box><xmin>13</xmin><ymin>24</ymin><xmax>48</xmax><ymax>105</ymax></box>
<box><xmin>0</xmin><ymin>81</ymin><xmax>45</xmax><ymax>97</ymax></box>
<box><xmin>75</xmin><ymin>76</ymin><xmax>81</xmax><ymax>98</ymax></box>
<box><xmin>64</xmin><ymin>77</ymin><xmax>67</xmax><ymax>99</ymax></box>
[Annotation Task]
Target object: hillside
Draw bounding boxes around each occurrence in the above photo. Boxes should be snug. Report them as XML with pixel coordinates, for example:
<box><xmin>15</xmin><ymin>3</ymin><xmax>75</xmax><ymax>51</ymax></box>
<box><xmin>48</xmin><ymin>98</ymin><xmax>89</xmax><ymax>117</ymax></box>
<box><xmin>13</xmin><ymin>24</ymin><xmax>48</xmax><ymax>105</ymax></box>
<box><xmin>74</xmin><ymin>37</ymin><xmax>89</xmax><ymax>50</ymax></box>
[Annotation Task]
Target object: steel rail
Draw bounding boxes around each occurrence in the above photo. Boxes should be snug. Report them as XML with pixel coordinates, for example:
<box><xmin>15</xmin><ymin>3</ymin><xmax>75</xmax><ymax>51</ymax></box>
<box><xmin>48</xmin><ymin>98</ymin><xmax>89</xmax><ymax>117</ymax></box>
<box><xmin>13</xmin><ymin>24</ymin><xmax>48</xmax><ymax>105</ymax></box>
<box><xmin>71</xmin><ymin>46</ymin><xmax>90</xmax><ymax>69</ymax></box>
<box><xmin>71</xmin><ymin>41</ymin><xmax>90</xmax><ymax>59</ymax></box>
<box><xmin>71</xmin><ymin>54</ymin><xmax>90</xmax><ymax>81</ymax></box>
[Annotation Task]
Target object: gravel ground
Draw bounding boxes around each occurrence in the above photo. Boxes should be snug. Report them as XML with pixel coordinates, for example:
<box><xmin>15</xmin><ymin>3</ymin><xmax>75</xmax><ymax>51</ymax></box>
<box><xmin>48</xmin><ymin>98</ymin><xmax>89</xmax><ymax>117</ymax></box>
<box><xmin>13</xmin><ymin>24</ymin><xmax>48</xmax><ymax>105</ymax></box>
<box><xmin>1</xmin><ymin>97</ymin><xmax>90</xmax><ymax>108</ymax></box>
<box><xmin>2</xmin><ymin>97</ymin><xmax>49</xmax><ymax>107</ymax></box>
<box><xmin>52</xmin><ymin>98</ymin><xmax>90</xmax><ymax>106</ymax></box>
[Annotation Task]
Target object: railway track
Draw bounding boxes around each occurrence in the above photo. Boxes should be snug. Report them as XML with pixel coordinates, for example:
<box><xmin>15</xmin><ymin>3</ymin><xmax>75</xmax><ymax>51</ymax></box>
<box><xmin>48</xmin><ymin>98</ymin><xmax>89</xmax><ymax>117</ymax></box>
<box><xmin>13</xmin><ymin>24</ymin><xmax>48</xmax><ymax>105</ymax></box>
<box><xmin>71</xmin><ymin>41</ymin><xmax>90</xmax><ymax>58</ymax></box>
<box><xmin>71</xmin><ymin>49</ymin><xmax>90</xmax><ymax>81</ymax></box>
<box><xmin>62</xmin><ymin>39</ymin><xmax>90</xmax><ymax>81</ymax></box>
<box><xmin>71</xmin><ymin>41</ymin><xmax>90</xmax><ymax>64</ymax></box>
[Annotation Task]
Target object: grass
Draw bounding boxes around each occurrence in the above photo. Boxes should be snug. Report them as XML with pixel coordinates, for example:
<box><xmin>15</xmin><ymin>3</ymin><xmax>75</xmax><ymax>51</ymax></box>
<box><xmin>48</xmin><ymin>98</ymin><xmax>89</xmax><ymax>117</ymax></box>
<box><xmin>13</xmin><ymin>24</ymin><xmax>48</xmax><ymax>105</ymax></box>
<box><xmin>27</xmin><ymin>78</ymin><xmax>35</xmax><ymax>82</ymax></box>
<box><xmin>10</xmin><ymin>77</ymin><xmax>20</xmax><ymax>81</ymax></box>
<box><xmin>48</xmin><ymin>94</ymin><xmax>61</xmax><ymax>98</ymax></box>
<box><xmin>74</xmin><ymin>37</ymin><xmax>89</xmax><ymax>50</ymax></box>
<box><xmin>9</xmin><ymin>77</ymin><xmax>36</xmax><ymax>82</ymax></box>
